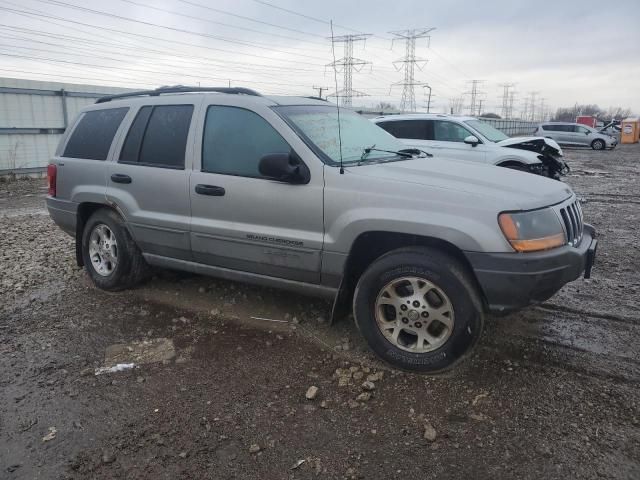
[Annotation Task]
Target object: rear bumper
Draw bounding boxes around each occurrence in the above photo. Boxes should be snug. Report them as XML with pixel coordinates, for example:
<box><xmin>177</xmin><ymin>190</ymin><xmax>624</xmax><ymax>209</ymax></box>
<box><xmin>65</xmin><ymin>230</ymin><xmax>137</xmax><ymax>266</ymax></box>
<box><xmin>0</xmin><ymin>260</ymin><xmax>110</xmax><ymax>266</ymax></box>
<box><xmin>465</xmin><ymin>224</ymin><xmax>597</xmax><ymax>313</ymax></box>
<box><xmin>46</xmin><ymin>196</ymin><xmax>77</xmax><ymax>236</ymax></box>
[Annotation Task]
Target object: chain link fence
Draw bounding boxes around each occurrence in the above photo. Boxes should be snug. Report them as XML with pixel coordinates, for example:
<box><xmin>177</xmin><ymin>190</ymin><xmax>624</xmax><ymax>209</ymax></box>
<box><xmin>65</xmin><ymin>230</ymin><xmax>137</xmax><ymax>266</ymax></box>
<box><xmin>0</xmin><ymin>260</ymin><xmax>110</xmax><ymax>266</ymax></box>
<box><xmin>477</xmin><ymin>117</ymin><xmax>539</xmax><ymax>137</ymax></box>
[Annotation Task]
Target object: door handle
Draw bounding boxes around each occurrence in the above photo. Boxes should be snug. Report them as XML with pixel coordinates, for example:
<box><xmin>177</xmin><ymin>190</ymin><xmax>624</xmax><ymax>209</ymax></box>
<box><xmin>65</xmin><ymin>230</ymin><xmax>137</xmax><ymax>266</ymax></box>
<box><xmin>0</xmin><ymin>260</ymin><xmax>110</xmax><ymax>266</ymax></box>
<box><xmin>111</xmin><ymin>173</ymin><xmax>132</xmax><ymax>184</ymax></box>
<box><xmin>195</xmin><ymin>184</ymin><xmax>225</xmax><ymax>196</ymax></box>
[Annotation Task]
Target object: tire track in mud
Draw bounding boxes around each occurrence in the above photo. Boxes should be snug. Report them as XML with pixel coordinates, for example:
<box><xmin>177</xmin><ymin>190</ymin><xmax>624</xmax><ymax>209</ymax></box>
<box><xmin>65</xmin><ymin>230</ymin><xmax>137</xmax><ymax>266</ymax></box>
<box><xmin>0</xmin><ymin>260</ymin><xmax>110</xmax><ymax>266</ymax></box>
<box><xmin>487</xmin><ymin>306</ymin><xmax>640</xmax><ymax>383</ymax></box>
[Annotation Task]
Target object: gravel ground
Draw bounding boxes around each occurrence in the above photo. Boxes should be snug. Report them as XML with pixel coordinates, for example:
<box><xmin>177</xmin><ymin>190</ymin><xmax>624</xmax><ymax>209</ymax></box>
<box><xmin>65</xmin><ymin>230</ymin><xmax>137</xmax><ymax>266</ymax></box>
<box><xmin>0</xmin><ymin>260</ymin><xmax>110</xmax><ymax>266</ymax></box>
<box><xmin>1</xmin><ymin>145</ymin><xmax>639</xmax><ymax>480</ymax></box>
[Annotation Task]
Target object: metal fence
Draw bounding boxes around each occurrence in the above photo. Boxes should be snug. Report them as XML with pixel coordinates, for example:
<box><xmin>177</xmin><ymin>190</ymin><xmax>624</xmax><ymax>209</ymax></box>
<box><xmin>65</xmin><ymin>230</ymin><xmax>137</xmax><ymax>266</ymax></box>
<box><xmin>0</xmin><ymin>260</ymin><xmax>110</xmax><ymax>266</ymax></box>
<box><xmin>0</xmin><ymin>77</ymin><xmax>130</xmax><ymax>176</ymax></box>
<box><xmin>477</xmin><ymin>117</ymin><xmax>539</xmax><ymax>136</ymax></box>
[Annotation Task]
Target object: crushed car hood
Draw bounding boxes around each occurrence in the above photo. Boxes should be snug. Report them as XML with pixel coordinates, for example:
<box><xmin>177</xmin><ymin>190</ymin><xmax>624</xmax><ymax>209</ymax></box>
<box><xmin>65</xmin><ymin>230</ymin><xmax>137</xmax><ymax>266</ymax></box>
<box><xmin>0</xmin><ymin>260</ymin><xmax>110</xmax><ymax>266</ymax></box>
<box><xmin>497</xmin><ymin>136</ymin><xmax>563</xmax><ymax>156</ymax></box>
<box><xmin>352</xmin><ymin>157</ymin><xmax>573</xmax><ymax>211</ymax></box>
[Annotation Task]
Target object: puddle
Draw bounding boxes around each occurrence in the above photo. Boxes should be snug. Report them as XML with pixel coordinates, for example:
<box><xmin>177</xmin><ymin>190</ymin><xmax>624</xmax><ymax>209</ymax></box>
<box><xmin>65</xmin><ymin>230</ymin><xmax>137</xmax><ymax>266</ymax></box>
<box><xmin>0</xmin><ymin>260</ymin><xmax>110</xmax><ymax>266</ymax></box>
<box><xmin>103</xmin><ymin>338</ymin><xmax>176</xmax><ymax>367</ymax></box>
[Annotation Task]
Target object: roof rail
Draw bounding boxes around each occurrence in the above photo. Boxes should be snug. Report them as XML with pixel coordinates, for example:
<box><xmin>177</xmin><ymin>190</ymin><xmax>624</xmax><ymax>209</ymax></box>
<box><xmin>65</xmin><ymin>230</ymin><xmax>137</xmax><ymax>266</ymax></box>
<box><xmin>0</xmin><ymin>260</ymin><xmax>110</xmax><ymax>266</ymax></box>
<box><xmin>96</xmin><ymin>85</ymin><xmax>262</xmax><ymax>104</ymax></box>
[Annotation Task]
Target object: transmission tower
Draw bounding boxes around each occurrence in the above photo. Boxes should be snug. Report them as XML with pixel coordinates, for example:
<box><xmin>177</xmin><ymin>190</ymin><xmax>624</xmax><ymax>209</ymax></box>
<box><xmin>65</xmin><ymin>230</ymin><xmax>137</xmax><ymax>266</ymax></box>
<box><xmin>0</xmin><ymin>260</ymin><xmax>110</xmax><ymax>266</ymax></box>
<box><xmin>500</xmin><ymin>83</ymin><xmax>515</xmax><ymax>118</ymax></box>
<box><xmin>466</xmin><ymin>80</ymin><xmax>485</xmax><ymax>116</ymax></box>
<box><xmin>508</xmin><ymin>90</ymin><xmax>517</xmax><ymax>118</ymax></box>
<box><xmin>327</xmin><ymin>34</ymin><xmax>371</xmax><ymax>107</ymax></box>
<box><xmin>388</xmin><ymin>28</ymin><xmax>435</xmax><ymax>112</ymax></box>
<box><xmin>527</xmin><ymin>91</ymin><xmax>540</xmax><ymax>121</ymax></box>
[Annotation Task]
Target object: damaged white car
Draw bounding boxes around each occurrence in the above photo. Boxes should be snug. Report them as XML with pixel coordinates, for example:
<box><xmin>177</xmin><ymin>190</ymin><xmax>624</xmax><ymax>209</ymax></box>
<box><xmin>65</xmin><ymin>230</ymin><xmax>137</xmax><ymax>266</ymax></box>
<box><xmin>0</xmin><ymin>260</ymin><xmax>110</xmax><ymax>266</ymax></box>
<box><xmin>372</xmin><ymin>114</ymin><xmax>569</xmax><ymax>179</ymax></box>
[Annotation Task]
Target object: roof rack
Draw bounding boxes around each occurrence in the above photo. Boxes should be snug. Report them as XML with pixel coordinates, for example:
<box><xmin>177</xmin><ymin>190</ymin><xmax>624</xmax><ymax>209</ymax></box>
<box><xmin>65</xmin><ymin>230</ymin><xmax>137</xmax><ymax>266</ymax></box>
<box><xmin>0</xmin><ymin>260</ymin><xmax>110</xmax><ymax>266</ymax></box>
<box><xmin>96</xmin><ymin>85</ymin><xmax>262</xmax><ymax>104</ymax></box>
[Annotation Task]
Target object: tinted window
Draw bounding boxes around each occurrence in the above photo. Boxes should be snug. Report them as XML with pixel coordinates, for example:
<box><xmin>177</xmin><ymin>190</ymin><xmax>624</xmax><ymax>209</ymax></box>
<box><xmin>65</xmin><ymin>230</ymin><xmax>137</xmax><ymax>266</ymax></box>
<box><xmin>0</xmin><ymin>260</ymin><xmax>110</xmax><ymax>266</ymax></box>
<box><xmin>377</xmin><ymin>120</ymin><xmax>429</xmax><ymax>140</ymax></box>
<box><xmin>63</xmin><ymin>107</ymin><xmax>128</xmax><ymax>160</ymax></box>
<box><xmin>119</xmin><ymin>106</ymin><xmax>152</xmax><ymax>163</ymax></box>
<box><xmin>120</xmin><ymin>105</ymin><xmax>193</xmax><ymax>168</ymax></box>
<box><xmin>433</xmin><ymin>120</ymin><xmax>473</xmax><ymax>142</ymax></box>
<box><xmin>541</xmin><ymin>124</ymin><xmax>556</xmax><ymax>131</ymax></box>
<box><xmin>202</xmin><ymin>106</ymin><xmax>290</xmax><ymax>177</ymax></box>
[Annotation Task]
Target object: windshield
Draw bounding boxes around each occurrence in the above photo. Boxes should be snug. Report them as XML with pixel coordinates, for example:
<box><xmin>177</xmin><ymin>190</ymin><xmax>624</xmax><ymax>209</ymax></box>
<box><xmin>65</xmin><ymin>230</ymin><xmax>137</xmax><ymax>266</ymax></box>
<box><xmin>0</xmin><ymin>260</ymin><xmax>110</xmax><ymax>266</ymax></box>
<box><xmin>464</xmin><ymin>119</ymin><xmax>509</xmax><ymax>143</ymax></box>
<box><xmin>274</xmin><ymin>105</ymin><xmax>408</xmax><ymax>165</ymax></box>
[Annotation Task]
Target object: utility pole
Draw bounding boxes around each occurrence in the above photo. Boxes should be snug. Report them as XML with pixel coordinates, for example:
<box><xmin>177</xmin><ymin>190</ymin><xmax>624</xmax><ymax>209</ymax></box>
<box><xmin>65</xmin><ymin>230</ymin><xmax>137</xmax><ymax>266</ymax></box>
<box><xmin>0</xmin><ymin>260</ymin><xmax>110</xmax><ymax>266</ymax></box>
<box><xmin>327</xmin><ymin>34</ymin><xmax>372</xmax><ymax>107</ymax></box>
<box><xmin>478</xmin><ymin>99</ymin><xmax>484</xmax><ymax>116</ymax></box>
<box><xmin>312</xmin><ymin>86</ymin><xmax>329</xmax><ymax>100</ymax></box>
<box><xmin>466</xmin><ymin>80</ymin><xmax>484</xmax><ymax>116</ymax></box>
<box><xmin>389</xmin><ymin>28</ymin><xmax>435</xmax><ymax>112</ymax></box>
<box><xmin>499</xmin><ymin>83</ymin><xmax>515</xmax><ymax>118</ymax></box>
<box><xmin>423</xmin><ymin>85</ymin><xmax>433</xmax><ymax>113</ymax></box>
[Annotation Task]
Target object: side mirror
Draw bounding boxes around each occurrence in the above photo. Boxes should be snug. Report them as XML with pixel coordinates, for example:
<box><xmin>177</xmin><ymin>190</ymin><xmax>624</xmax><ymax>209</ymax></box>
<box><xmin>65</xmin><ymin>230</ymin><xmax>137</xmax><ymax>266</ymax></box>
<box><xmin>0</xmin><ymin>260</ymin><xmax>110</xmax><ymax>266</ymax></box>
<box><xmin>463</xmin><ymin>135</ymin><xmax>480</xmax><ymax>146</ymax></box>
<box><xmin>258</xmin><ymin>151</ymin><xmax>310</xmax><ymax>184</ymax></box>
<box><xmin>585</xmin><ymin>131</ymin><xmax>590</xmax><ymax>135</ymax></box>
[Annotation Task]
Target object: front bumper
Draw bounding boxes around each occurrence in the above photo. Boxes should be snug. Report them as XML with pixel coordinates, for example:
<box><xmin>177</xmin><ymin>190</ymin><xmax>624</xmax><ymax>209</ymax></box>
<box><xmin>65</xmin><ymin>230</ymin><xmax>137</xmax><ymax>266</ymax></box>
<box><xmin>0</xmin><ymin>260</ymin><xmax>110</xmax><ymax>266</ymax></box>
<box><xmin>465</xmin><ymin>224</ymin><xmax>597</xmax><ymax>313</ymax></box>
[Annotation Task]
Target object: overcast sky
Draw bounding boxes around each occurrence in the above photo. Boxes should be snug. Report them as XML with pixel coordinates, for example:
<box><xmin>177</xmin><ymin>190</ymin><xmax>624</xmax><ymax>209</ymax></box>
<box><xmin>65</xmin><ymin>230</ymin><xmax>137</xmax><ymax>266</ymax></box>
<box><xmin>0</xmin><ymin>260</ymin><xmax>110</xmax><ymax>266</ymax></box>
<box><xmin>0</xmin><ymin>0</ymin><xmax>638</xmax><ymax>116</ymax></box>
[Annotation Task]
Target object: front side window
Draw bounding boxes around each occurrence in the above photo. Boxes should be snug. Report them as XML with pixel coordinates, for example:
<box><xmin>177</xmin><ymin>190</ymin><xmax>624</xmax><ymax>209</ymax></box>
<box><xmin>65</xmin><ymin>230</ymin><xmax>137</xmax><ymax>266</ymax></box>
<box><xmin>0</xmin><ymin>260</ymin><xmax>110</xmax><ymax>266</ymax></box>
<box><xmin>465</xmin><ymin>120</ymin><xmax>508</xmax><ymax>143</ymax></box>
<box><xmin>202</xmin><ymin>106</ymin><xmax>291</xmax><ymax>177</ymax></box>
<box><xmin>433</xmin><ymin>121</ymin><xmax>474</xmax><ymax>143</ymax></box>
<box><xmin>120</xmin><ymin>104</ymin><xmax>193</xmax><ymax>168</ymax></box>
<box><xmin>377</xmin><ymin>120</ymin><xmax>430</xmax><ymax>140</ymax></box>
<box><xmin>574</xmin><ymin>125</ymin><xmax>593</xmax><ymax>134</ymax></box>
<box><xmin>63</xmin><ymin>107</ymin><xmax>128</xmax><ymax>160</ymax></box>
<box><xmin>275</xmin><ymin>105</ymin><xmax>407</xmax><ymax>165</ymax></box>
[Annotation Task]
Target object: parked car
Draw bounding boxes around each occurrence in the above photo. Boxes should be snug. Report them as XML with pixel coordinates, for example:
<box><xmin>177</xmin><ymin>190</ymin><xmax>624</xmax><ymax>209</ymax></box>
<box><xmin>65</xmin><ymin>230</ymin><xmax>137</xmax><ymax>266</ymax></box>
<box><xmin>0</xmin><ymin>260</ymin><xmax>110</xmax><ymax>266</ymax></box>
<box><xmin>534</xmin><ymin>122</ymin><xmax>618</xmax><ymax>150</ymax></box>
<box><xmin>372</xmin><ymin>114</ymin><xmax>568</xmax><ymax>179</ymax></box>
<box><xmin>46</xmin><ymin>86</ymin><xmax>597</xmax><ymax>373</ymax></box>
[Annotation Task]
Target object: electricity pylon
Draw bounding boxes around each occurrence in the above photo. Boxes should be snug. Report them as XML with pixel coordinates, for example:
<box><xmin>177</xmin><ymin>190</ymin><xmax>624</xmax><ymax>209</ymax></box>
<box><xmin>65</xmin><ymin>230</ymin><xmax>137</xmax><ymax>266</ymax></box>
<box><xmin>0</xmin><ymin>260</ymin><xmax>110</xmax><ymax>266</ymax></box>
<box><xmin>327</xmin><ymin>34</ymin><xmax>371</xmax><ymax>107</ymax></box>
<box><xmin>389</xmin><ymin>28</ymin><xmax>435</xmax><ymax>112</ymax></box>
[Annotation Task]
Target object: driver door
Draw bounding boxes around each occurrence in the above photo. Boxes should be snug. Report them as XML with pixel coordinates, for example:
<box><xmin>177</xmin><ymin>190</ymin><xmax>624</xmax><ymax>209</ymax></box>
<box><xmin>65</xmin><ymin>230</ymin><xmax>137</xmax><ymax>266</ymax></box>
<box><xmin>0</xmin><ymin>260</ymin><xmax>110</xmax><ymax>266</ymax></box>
<box><xmin>189</xmin><ymin>103</ymin><xmax>324</xmax><ymax>283</ymax></box>
<box><xmin>430</xmin><ymin>120</ymin><xmax>487</xmax><ymax>163</ymax></box>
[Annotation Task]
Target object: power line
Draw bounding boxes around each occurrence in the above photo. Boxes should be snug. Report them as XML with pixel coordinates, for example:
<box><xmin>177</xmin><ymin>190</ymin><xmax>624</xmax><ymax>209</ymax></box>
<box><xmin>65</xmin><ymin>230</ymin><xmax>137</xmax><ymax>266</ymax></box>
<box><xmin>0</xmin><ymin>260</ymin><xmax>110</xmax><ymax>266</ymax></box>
<box><xmin>249</xmin><ymin>0</ymin><xmax>364</xmax><ymax>34</ymax></box>
<box><xmin>389</xmin><ymin>28</ymin><xmax>435</xmax><ymax>112</ymax></box>
<box><xmin>32</xmin><ymin>0</ymin><xmax>330</xmax><ymax>61</ymax></box>
<box><xmin>0</xmin><ymin>5</ymin><xmax>326</xmax><ymax>68</ymax></box>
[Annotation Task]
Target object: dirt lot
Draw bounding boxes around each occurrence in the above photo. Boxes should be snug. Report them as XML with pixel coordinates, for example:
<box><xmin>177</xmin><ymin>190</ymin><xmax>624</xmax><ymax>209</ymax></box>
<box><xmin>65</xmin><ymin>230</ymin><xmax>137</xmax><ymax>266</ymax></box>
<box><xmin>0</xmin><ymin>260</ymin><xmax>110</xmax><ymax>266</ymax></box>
<box><xmin>1</xmin><ymin>145</ymin><xmax>639</xmax><ymax>480</ymax></box>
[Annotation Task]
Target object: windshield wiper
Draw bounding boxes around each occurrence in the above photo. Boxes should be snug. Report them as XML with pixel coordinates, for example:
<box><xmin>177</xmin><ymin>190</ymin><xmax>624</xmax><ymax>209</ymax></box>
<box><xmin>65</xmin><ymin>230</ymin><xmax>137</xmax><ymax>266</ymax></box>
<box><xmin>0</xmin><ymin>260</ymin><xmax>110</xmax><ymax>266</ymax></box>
<box><xmin>357</xmin><ymin>146</ymin><xmax>433</xmax><ymax>166</ymax></box>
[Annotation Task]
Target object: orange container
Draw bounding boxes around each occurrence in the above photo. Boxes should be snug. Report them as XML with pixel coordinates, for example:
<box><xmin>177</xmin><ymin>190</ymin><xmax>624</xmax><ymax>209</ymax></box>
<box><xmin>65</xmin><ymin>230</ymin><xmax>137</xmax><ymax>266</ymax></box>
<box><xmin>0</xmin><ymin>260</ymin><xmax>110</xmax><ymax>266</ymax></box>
<box><xmin>620</xmin><ymin>118</ymin><xmax>640</xmax><ymax>144</ymax></box>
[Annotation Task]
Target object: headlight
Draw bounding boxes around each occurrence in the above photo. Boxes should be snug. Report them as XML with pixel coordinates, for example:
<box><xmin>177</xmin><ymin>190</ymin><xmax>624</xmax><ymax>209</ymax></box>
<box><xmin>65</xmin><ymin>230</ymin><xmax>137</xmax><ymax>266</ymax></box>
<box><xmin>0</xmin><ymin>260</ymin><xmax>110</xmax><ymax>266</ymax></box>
<box><xmin>498</xmin><ymin>208</ymin><xmax>566</xmax><ymax>252</ymax></box>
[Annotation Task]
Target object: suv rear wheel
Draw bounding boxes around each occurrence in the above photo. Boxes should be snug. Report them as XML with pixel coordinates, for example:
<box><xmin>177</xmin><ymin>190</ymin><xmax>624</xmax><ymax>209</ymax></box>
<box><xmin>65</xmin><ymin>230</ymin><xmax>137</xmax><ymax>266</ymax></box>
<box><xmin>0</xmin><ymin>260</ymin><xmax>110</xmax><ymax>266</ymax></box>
<box><xmin>81</xmin><ymin>209</ymin><xmax>147</xmax><ymax>291</ymax></box>
<box><xmin>353</xmin><ymin>247</ymin><xmax>484</xmax><ymax>372</ymax></box>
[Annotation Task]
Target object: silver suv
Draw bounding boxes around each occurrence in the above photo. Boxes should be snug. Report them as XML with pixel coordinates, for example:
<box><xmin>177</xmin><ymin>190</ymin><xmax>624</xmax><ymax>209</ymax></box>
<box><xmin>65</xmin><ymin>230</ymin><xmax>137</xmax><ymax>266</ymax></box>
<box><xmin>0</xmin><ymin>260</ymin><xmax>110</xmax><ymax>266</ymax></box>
<box><xmin>47</xmin><ymin>86</ymin><xmax>598</xmax><ymax>372</ymax></box>
<box><xmin>534</xmin><ymin>122</ymin><xmax>618</xmax><ymax>150</ymax></box>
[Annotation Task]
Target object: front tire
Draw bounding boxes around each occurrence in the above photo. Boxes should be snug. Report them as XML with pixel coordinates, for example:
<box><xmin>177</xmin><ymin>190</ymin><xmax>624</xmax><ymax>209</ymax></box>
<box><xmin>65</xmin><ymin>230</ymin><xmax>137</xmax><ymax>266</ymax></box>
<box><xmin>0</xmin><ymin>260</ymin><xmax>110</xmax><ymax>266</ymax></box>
<box><xmin>353</xmin><ymin>247</ymin><xmax>484</xmax><ymax>373</ymax></box>
<box><xmin>591</xmin><ymin>139</ymin><xmax>605</xmax><ymax>150</ymax></box>
<box><xmin>81</xmin><ymin>209</ymin><xmax>147</xmax><ymax>291</ymax></box>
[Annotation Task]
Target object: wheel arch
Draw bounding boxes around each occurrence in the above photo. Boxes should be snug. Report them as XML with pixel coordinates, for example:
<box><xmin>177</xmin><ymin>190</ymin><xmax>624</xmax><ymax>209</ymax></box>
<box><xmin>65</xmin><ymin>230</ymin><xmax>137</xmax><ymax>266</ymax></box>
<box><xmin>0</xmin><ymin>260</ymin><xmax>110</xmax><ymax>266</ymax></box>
<box><xmin>330</xmin><ymin>231</ymin><xmax>486</xmax><ymax>323</ymax></box>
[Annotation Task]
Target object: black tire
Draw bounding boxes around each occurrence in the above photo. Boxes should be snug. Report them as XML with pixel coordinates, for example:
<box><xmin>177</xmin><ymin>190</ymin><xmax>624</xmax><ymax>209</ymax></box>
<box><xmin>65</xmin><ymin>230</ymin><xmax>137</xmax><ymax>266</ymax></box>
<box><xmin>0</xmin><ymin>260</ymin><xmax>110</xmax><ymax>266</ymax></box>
<box><xmin>81</xmin><ymin>209</ymin><xmax>148</xmax><ymax>291</ymax></box>
<box><xmin>591</xmin><ymin>139</ymin><xmax>605</xmax><ymax>150</ymax></box>
<box><xmin>353</xmin><ymin>247</ymin><xmax>484</xmax><ymax>373</ymax></box>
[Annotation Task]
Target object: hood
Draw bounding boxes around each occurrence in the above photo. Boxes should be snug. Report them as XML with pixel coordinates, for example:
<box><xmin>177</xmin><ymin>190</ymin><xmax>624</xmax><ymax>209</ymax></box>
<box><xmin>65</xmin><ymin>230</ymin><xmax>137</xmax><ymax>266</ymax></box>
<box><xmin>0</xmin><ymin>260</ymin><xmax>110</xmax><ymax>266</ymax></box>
<box><xmin>351</xmin><ymin>157</ymin><xmax>573</xmax><ymax>211</ymax></box>
<box><xmin>497</xmin><ymin>136</ymin><xmax>563</xmax><ymax>156</ymax></box>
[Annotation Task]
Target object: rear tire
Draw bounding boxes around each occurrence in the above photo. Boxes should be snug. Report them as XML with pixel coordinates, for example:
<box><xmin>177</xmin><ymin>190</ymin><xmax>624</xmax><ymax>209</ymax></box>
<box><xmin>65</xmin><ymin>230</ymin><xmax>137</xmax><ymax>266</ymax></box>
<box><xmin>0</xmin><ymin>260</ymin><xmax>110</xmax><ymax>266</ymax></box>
<box><xmin>591</xmin><ymin>139</ymin><xmax>605</xmax><ymax>150</ymax></box>
<box><xmin>81</xmin><ymin>209</ymin><xmax>148</xmax><ymax>291</ymax></box>
<box><xmin>353</xmin><ymin>247</ymin><xmax>484</xmax><ymax>373</ymax></box>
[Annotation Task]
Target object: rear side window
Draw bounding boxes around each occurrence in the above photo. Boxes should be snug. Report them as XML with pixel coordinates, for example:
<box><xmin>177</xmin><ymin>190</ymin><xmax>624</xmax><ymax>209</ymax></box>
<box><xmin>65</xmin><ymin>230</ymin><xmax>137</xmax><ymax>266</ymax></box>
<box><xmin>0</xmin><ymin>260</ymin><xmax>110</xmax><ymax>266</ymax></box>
<box><xmin>120</xmin><ymin>105</ymin><xmax>193</xmax><ymax>168</ymax></box>
<box><xmin>202</xmin><ymin>106</ymin><xmax>290</xmax><ymax>177</ymax></box>
<box><xmin>377</xmin><ymin>120</ymin><xmax>430</xmax><ymax>140</ymax></box>
<box><xmin>63</xmin><ymin>107</ymin><xmax>128</xmax><ymax>160</ymax></box>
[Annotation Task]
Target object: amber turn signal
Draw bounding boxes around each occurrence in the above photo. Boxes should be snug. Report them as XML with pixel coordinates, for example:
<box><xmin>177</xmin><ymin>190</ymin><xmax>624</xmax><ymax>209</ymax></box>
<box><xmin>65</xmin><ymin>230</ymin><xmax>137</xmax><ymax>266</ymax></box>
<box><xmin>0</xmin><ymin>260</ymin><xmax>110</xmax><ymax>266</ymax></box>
<box><xmin>499</xmin><ymin>212</ymin><xmax>566</xmax><ymax>252</ymax></box>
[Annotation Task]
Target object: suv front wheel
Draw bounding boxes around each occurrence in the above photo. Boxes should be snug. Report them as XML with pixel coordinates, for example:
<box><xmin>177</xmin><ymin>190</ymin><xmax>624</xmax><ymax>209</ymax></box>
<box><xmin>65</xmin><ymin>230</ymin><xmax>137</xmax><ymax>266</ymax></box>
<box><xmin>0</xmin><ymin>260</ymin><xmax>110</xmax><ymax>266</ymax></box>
<box><xmin>353</xmin><ymin>247</ymin><xmax>484</xmax><ymax>373</ymax></box>
<box><xmin>81</xmin><ymin>209</ymin><xmax>148</xmax><ymax>291</ymax></box>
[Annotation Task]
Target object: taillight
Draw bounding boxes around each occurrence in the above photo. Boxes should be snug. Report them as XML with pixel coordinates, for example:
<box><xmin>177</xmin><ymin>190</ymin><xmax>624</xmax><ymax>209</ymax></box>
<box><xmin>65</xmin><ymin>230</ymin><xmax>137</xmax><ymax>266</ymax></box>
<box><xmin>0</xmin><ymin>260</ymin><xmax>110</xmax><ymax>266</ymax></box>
<box><xmin>47</xmin><ymin>164</ymin><xmax>57</xmax><ymax>197</ymax></box>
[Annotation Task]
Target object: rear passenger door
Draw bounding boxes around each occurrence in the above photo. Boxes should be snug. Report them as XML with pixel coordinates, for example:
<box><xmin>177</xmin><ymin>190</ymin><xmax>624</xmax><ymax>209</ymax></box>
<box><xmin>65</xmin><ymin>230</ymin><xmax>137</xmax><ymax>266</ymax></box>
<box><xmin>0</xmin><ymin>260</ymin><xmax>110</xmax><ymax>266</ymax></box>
<box><xmin>376</xmin><ymin>119</ymin><xmax>432</xmax><ymax>151</ymax></box>
<box><xmin>55</xmin><ymin>107</ymin><xmax>129</xmax><ymax>202</ymax></box>
<box><xmin>189</xmin><ymin>103</ymin><xmax>324</xmax><ymax>284</ymax></box>
<box><xmin>106</xmin><ymin>101</ymin><xmax>199</xmax><ymax>261</ymax></box>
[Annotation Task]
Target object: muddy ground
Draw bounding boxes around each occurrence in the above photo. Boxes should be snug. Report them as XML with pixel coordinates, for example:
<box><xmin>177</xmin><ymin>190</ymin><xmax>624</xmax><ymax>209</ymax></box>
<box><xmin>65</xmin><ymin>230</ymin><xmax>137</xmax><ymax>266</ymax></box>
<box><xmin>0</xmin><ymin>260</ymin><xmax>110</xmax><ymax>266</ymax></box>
<box><xmin>1</xmin><ymin>145</ymin><xmax>639</xmax><ymax>480</ymax></box>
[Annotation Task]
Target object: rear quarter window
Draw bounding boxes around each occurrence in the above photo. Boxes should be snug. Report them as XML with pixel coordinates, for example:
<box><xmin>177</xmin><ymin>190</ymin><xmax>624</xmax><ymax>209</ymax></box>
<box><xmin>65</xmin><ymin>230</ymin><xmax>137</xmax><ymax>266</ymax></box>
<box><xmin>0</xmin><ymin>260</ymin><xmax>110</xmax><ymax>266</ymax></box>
<box><xmin>63</xmin><ymin>107</ymin><xmax>128</xmax><ymax>160</ymax></box>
